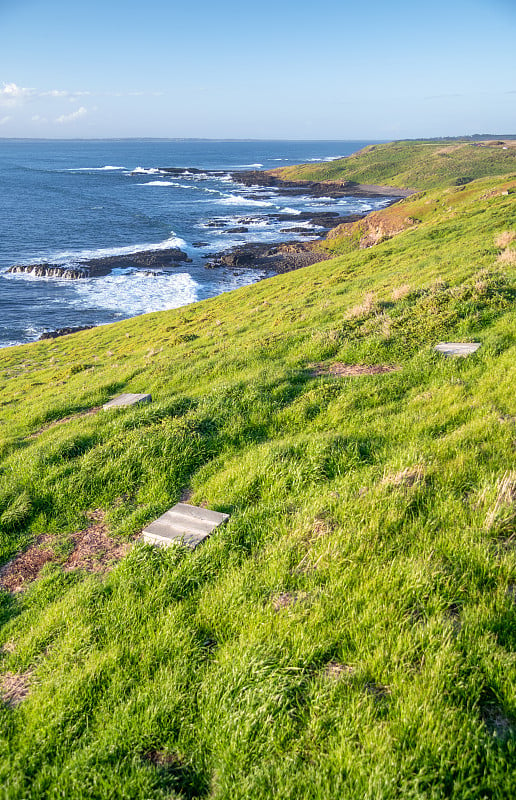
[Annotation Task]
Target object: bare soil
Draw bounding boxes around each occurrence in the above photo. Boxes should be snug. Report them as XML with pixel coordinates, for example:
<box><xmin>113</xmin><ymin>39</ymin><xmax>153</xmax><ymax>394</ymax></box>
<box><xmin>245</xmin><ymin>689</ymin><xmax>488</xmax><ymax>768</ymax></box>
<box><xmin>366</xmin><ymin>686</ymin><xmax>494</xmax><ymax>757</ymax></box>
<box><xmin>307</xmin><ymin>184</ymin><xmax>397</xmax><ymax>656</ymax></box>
<box><xmin>310</xmin><ymin>362</ymin><xmax>401</xmax><ymax>377</ymax></box>
<box><xmin>0</xmin><ymin>670</ymin><xmax>32</xmax><ymax>707</ymax></box>
<box><xmin>29</xmin><ymin>406</ymin><xmax>101</xmax><ymax>439</ymax></box>
<box><xmin>0</xmin><ymin>509</ymin><xmax>133</xmax><ymax>593</ymax></box>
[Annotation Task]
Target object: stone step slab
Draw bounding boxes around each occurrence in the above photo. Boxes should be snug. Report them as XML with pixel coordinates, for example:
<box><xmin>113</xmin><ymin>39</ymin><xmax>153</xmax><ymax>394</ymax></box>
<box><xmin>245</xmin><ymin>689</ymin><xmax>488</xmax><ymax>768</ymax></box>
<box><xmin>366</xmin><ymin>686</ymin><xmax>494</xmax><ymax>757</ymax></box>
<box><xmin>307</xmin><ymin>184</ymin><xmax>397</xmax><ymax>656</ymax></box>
<box><xmin>103</xmin><ymin>393</ymin><xmax>152</xmax><ymax>410</ymax></box>
<box><xmin>142</xmin><ymin>503</ymin><xmax>230</xmax><ymax>549</ymax></box>
<box><xmin>434</xmin><ymin>342</ymin><xmax>481</xmax><ymax>357</ymax></box>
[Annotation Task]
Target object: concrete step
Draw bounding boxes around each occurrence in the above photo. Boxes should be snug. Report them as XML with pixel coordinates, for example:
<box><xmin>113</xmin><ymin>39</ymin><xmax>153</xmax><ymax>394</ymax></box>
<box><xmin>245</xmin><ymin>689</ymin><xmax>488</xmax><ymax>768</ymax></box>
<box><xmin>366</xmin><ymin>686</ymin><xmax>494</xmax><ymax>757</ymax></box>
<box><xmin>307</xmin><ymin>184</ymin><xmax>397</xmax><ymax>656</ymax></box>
<box><xmin>142</xmin><ymin>503</ymin><xmax>230</xmax><ymax>549</ymax></box>
<box><xmin>434</xmin><ymin>342</ymin><xmax>480</xmax><ymax>357</ymax></box>
<box><xmin>103</xmin><ymin>393</ymin><xmax>152</xmax><ymax>410</ymax></box>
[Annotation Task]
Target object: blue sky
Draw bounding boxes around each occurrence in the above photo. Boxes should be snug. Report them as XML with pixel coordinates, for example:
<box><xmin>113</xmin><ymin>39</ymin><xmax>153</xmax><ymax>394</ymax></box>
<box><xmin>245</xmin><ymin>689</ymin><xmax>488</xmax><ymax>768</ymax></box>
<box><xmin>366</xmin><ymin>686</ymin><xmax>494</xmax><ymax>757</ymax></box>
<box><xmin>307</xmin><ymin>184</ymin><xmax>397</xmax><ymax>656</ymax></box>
<box><xmin>1</xmin><ymin>0</ymin><xmax>515</xmax><ymax>139</ymax></box>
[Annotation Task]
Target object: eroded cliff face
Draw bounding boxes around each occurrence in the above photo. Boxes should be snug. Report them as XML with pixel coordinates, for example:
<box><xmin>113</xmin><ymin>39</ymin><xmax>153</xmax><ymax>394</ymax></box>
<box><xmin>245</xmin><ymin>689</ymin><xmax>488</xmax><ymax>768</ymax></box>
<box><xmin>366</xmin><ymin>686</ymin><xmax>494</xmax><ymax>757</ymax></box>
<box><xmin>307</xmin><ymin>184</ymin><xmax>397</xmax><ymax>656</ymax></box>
<box><xmin>323</xmin><ymin>209</ymin><xmax>418</xmax><ymax>250</ymax></box>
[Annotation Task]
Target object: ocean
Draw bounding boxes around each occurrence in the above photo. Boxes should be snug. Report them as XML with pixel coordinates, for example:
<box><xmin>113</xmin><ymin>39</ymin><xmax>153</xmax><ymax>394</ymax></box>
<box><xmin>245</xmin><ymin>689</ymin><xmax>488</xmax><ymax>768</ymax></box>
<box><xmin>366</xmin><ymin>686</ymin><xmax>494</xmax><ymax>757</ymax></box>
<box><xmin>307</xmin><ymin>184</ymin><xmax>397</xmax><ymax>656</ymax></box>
<box><xmin>0</xmin><ymin>139</ymin><xmax>389</xmax><ymax>348</ymax></box>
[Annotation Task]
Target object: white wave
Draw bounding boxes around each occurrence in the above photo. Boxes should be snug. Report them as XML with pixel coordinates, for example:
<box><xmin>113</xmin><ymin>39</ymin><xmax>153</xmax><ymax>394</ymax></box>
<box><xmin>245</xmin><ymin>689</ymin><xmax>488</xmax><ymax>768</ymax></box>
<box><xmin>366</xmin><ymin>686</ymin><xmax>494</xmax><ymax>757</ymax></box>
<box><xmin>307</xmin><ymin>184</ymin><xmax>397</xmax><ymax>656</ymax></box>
<box><xmin>307</xmin><ymin>156</ymin><xmax>343</xmax><ymax>162</ymax></box>
<box><xmin>136</xmin><ymin>181</ymin><xmax>220</xmax><ymax>195</ymax></box>
<box><xmin>65</xmin><ymin>165</ymin><xmax>126</xmax><ymax>171</ymax></box>
<box><xmin>131</xmin><ymin>167</ymin><xmax>163</xmax><ymax>175</ymax></box>
<box><xmin>137</xmin><ymin>180</ymin><xmax>178</xmax><ymax>187</ymax></box>
<box><xmin>48</xmin><ymin>234</ymin><xmax>188</xmax><ymax>265</ymax></box>
<box><xmin>71</xmin><ymin>271</ymin><xmax>200</xmax><ymax>315</ymax></box>
<box><xmin>219</xmin><ymin>193</ymin><xmax>274</xmax><ymax>208</ymax></box>
<box><xmin>234</xmin><ymin>163</ymin><xmax>264</xmax><ymax>168</ymax></box>
<box><xmin>280</xmin><ymin>207</ymin><xmax>302</xmax><ymax>215</ymax></box>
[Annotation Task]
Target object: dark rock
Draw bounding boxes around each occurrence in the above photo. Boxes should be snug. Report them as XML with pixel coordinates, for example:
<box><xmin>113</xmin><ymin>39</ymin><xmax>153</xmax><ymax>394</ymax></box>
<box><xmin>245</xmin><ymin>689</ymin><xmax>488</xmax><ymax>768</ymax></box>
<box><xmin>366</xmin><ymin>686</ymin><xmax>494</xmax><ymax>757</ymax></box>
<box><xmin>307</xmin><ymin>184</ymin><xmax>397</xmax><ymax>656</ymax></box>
<box><xmin>280</xmin><ymin>227</ymin><xmax>316</xmax><ymax>234</ymax></box>
<box><xmin>192</xmin><ymin>242</ymin><xmax>210</xmax><ymax>247</ymax></box>
<box><xmin>226</xmin><ymin>227</ymin><xmax>249</xmax><ymax>233</ymax></box>
<box><xmin>39</xmin><ymin>325</ymin><xmax>95</xmax><ymax>340</ymax></box>
<box><xmin>8</xmin><ymin>264</ymin><xmax>88</xmax><ymax>279</ymax></box>
<box><xmin>8</xmin><ymin>247</ymin><xmax>191</xmax><ymax>280</ymax></box>
<box><xmin>205</xmin><ymin>240</ymin><xmax>332</xmax><ymax>274</ymax></box>
<box><xmin>231</xmin><ymin>170</ymin><xmax>414</xmax><ymax>199</ymax></box>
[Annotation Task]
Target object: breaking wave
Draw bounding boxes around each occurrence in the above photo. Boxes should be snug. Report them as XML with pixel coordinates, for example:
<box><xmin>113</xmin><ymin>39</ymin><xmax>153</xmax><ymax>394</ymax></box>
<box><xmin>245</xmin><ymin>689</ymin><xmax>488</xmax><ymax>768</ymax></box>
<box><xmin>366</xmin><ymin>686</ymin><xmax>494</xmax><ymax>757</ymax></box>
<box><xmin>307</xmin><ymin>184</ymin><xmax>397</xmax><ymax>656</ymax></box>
<box><xmin>49</xmin><ymin>234</ymin><xmax>188</xmax><ymax>266</ymax></box>
<box><xmin>219</xmin><ymin>193</ymin><xmax>274</xmax><ymax>208</ymax></box>
<box><xmin>65</xmin><ymin>165</ymin><xmax>126</xmax><ymax>171</ymax></box>
<box><xmin>70</xmin><ymin>270</ymin><xmax>200</xmax><ymax>315</ymax></box>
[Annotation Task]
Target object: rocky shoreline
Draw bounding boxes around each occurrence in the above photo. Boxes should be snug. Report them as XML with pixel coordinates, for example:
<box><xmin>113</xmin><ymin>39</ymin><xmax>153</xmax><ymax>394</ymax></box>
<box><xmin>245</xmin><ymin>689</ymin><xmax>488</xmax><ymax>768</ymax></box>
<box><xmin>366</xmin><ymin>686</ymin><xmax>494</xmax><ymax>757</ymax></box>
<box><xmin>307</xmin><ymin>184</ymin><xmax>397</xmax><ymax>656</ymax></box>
<box><xmin>230</xmin><ymin>169</ymin><xmax>415</xmax><ymax>199</ymax></box>
<box><xmin>7</xmin><ymin>247</ymin><xmax>192</xmax><ymax>279</ymax></box>
<box><xmin>9</xmin><ymin>167</ymin><xmax>409</xmax><ymax>341</ymax></box>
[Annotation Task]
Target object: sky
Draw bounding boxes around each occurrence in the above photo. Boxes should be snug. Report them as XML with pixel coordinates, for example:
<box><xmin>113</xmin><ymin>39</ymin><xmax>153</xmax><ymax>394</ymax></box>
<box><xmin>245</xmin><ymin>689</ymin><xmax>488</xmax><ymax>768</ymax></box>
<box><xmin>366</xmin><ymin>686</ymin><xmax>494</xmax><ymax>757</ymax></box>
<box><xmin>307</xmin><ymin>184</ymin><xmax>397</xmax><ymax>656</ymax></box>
<box><xmin>1</xmin><ymin>0</ymin><xmax>515</xmax><ymax>139</ymax></box>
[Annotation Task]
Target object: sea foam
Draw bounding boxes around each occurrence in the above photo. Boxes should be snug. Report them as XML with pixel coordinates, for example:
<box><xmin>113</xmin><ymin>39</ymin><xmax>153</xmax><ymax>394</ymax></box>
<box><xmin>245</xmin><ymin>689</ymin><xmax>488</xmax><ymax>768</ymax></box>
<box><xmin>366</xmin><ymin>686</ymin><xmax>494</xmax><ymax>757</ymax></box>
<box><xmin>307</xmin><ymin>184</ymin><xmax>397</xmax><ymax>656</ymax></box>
<box><xmin>65</xmin><ymin>165</ymin><xmax>126</xmax><ymax>171</ymax></box>
<box><xmin>219</xmin><ymin>193</ymin><xmax>274</xmax><ymax>208</ymax></box>
<box><xmin>131</xmin><ymin>167</ymin><xmax>163</xmax><ymax>175</ymax></box>
<box><xmin>71</xmin><ymin>271</ymin><xmax>200</xmax><ymax>315</ymax></box>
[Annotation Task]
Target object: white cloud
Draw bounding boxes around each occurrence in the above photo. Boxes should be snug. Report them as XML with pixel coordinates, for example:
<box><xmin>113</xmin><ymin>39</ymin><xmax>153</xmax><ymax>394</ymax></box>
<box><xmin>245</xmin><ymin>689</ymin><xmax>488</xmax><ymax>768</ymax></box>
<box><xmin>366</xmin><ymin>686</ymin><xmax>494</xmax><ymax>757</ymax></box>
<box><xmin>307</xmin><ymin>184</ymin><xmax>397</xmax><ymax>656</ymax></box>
<box><xmin>32</xmin><ymin>114</ymin><xmax>48</xmax><ymax>123</ymax></box>
<box><xmin>56</xmin><ymin>106</ymin><xmax>88</xmax><ymax>123</ymax></box>
<box><xmin>0</xmin><ymin>115</ymin><xmax>12</xmax><ymax>125</ymax></box>
<box><xmin>1</xmin><ymin>82</ymin><xmax>163</xmax><ymax>107</ymax></box>
<box><xmin>0</xmin><ymin>82</ymin><xmax>35</xmax><ymax>105</ymax></box>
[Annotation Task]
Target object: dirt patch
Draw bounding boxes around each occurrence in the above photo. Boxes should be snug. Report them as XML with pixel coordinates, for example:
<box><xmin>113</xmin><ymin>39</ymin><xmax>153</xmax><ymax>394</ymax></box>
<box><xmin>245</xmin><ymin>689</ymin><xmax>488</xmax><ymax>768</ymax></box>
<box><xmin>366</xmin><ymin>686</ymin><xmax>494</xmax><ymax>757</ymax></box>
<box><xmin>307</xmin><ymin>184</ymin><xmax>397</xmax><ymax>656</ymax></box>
<box><xmin>323</xmin><ymin>662</ymin><xmax>356</xmax><ymax>681</ymax></box>
<box><xmin>0</xmin><ymin>509</ymin><xmax>133</xmax><ymax>592</ymax></box>
<box><xmin>0</xmin><ymin>670</ymin><xmax>32</xmax><ymax>707</ymax></box>
<box><xmin>62</xmin><ymin>510</ymin><xmax>133</xmax><ymax>574</ymax></box>
<box><xmin>482</xmin><ymin>706</ymin><xmax>514</xmax><ymax>740</ymax></box>
<box><xmin>0</xmin><ymin>535</ymin><xmax>55</xmax><ymax>592</ymax></box>
<box><xmin>144</xmin><ymin>750</ymin><xmax>183</xmax><ymax>768</ymax></box>
<box><xmin>272</xmin><ymin>591</ymin><xmax>309</xmax><ymax>611</ymax></box>
<box><xmin>310</xmin><ymin>362</ymin><xmax>401</xmax><ymax>377</ymax></box>
<box><xmin>29</xmin><ymin>406</ymin><xmax>101</xmax><ymax>439</ymax></box>
<box><xmin>365</xmin><ymin>682</ymin><xmax>391</xmax><ymax>699</ymax></box>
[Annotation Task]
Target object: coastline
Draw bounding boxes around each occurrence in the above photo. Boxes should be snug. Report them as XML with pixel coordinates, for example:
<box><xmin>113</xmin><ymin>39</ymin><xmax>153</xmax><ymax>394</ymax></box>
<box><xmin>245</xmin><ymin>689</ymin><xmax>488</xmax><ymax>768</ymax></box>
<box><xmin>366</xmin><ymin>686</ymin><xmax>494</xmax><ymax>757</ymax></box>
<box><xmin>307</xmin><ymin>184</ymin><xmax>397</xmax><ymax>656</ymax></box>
<box><xmin>6</xmin><ymin>167</ymin><xmax>410</xmax><ymax>342</ymax></box>
<box><xmin>231</xmin><ymin>168</ymin><xmax>416</xmax><ymax>199</ymax></box>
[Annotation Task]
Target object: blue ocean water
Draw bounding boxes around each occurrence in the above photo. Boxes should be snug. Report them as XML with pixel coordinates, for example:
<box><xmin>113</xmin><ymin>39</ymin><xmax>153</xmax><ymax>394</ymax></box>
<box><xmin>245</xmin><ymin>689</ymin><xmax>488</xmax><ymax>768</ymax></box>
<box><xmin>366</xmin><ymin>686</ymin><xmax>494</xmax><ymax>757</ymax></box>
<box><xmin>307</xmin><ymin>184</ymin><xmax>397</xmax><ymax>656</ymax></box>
<box><xmin>0</xmin><ymin>139</ymin><xmax>388</xmax><ymax>348</ymax></box>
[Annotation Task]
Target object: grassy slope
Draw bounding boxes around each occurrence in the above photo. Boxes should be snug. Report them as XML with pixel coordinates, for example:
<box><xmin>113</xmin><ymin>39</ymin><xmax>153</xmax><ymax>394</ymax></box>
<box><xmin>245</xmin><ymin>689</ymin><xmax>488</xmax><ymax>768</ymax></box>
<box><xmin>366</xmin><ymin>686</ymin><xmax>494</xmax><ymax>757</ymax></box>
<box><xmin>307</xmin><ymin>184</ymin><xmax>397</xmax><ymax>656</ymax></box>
<box><xmin>273</xmin><ymin>139</ymin><xmax>516</xmax><ymax>190</ymax></box>
<box><xmin>0</xmin><ymin>149</ymin><xmax>516</xmax><ymax>798</ymax></box>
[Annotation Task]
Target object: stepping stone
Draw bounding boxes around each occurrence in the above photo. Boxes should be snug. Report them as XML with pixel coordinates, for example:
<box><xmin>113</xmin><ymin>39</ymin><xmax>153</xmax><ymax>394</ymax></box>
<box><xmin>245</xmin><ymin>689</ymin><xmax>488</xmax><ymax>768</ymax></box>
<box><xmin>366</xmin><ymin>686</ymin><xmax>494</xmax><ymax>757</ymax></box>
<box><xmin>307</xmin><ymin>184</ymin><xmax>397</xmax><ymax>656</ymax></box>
<box><xmin>142</xmin><ymin>503</ymin><xmax>230</xmax><ymax>549</ymax></box>
<box><xmin>434</xmin><ymin>342</ymin><xmax>481</xmax><ymax>357</ymax></box>
<box><xmin>103</xmin><ymin>393</ymin><xmax>152</xmax><ymax>410</ymax></box>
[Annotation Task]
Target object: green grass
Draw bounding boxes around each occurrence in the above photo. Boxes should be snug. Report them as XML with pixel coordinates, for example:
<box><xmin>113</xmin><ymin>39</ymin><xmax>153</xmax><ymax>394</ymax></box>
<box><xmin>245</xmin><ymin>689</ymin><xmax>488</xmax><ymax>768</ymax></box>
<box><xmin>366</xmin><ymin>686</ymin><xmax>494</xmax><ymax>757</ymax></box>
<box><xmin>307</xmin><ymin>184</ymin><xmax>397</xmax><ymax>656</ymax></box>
<box><xmin>274</xmin><ymin>139</ymin><xmax>516</xmax><ymax>190</ymax></box>
<box><xmin>0</xmin><ymin>148</ymin><xmax>516</xmax><ymax>798</ymax></box>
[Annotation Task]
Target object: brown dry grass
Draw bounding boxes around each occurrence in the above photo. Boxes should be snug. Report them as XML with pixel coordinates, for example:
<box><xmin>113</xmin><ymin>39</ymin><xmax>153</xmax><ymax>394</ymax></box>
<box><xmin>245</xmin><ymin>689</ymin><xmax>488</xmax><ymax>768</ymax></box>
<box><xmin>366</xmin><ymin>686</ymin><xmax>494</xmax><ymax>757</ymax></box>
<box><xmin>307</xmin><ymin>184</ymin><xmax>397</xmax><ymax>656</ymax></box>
<box><xmin>484</xmin><ymin>471</ymin><xmax>516</xmax><ymax>533</ymax></box>
<box><xmin>494</xmin><ymin>231</ymin><xmax>516</xmax><ymax>249</ymax></box>
<box><xmin>382</xmin><ymin>465</ymin><xmax>426</xmax><ymax>488</ymax></box>
<box><xmin>391</xmin><ymin>283</ymin><xmax>412</xmax><ymax>301</ymax></box>
<box><xmin>346</xmin><ymin>291</ymin><xmax>378</xmax><ymax>319</ymax></box>
<box><xmin>496</xmin><ymin>249</ymin><xmax>516</xmax><ymax>266</ymax></box>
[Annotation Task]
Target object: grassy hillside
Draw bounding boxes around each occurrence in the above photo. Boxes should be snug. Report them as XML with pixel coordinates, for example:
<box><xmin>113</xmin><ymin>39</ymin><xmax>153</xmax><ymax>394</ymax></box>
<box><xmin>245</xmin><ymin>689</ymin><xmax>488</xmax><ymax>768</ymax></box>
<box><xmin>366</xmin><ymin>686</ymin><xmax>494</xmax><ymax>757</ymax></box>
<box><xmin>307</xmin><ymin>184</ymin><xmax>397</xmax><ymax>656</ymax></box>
<box><xmin>0</xmin><ymin>149</ymin><xmax>516</xmax><ymax>798</ymax></box>
<box><xmin>273</xmin><ymin>139</ymin><xmax>516</xmax><ymax>190</ymax></box>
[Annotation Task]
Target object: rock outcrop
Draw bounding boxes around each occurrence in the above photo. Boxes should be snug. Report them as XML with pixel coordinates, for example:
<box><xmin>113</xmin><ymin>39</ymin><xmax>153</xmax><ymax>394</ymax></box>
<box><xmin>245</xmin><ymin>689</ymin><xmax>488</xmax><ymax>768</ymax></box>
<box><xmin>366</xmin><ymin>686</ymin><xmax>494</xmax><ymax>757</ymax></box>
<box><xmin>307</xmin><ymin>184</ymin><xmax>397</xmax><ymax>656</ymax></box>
<box><xmin>8</xmin><ymin>264</ymin><xmax>87</xmax><ymax>279</ymax></box>
<box><xmin>7</xmin><ymin>247</ymin><xmax>191</xmax><ymax>280</ymax></box>
<box><xmin>39</xmin><ymin>325</ymin><xmax>95</xmax><ymax>340</ymax></box>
